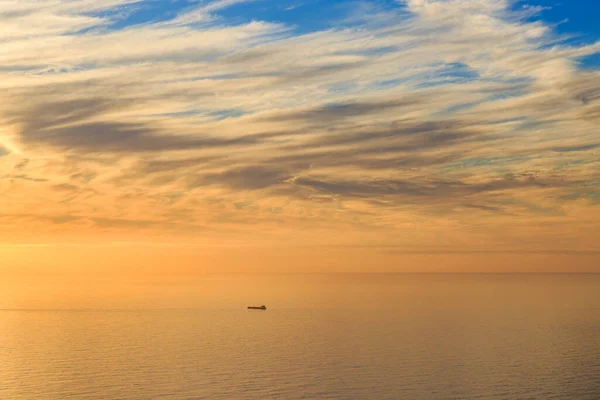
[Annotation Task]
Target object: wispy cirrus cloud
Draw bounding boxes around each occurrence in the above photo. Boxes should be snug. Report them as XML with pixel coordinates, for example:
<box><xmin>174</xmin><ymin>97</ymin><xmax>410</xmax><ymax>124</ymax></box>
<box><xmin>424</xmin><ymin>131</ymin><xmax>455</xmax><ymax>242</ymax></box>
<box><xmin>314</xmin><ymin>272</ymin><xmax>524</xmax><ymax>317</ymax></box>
<box><xmin>0</xmin><ymin>0</ymin><xmax>598</xmax><ymax>256</ymax></box>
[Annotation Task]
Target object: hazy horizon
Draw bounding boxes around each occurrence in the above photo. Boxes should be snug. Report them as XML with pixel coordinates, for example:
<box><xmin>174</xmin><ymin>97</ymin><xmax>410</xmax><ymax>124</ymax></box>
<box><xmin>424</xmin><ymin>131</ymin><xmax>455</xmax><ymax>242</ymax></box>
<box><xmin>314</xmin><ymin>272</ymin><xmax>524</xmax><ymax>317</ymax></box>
<box><xmin>2</xmin><ymin>274</ymin><xmax>600</xmax><ymax>399</ymax></box>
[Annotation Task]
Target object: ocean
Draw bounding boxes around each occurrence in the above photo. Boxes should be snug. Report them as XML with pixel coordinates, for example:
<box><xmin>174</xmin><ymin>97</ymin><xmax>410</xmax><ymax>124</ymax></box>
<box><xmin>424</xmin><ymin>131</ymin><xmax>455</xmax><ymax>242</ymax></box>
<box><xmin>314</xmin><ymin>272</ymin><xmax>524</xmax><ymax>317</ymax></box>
<box><xmin>1</xmin><ymin>274</ymin><xmax>599</xmax><ymax>399</ymax></box>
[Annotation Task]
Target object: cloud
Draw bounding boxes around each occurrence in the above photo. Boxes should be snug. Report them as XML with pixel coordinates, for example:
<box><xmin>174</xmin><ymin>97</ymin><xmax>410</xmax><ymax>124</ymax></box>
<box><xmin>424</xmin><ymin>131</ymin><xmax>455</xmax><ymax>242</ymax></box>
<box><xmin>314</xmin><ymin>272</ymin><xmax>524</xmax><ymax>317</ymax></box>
<box><xmin>552</xmin><ymin>144</ymin><xmax>599</xmax><ymax>153</ymax></box>
<box><xmin>8</xmin><ymin>97</ymin><xmax>272</xmax><ymax>153</ymax></box>
<box><xmin>199</xmin><ymin>165</ymin><xmax>294</xmax><ymax>190</ymax></box>
<box><xmin>3</xmin><ymin>174</ymin><xmax>49</xmax><ymax>182</ymax></box>
<box><xmin>0</xmin><ymin>0</ymin><xmax>598</xmax><ymax>255</ymax></box>
<box><xmin>290</xmin><ymin>174</ymin><xmax>558</xmax><ymax>201</ymax></box>
<box><xmin>262</xmin><ymin>97</ymin><xmax>424</xmax><ymax>124</ymax></box>
<box><xmin>51</xmin><ymin>183</ymin><xmax>80</xmax><ymax>192</ymax></box>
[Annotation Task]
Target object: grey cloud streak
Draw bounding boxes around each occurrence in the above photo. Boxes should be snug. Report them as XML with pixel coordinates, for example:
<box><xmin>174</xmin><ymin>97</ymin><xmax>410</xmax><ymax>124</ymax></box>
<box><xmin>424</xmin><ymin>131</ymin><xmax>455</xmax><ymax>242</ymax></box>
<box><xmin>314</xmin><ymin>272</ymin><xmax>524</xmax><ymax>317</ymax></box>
<box><xmin>9</xmin><ymin>98</ymin><xmax>271</xmax><ymax>153</ymax></box>
<box><xmin>263</xmin><ymin>98</ymin><xmax>424</xmax><ymax>124</ymax></box>
<box><xmin>198</xmin><ymin>165</ymin><xmax>294</xmax><ymax>190</ymax></box>
<box><xmin>289</xmin><ymin>175</ymin><xmax>555</xmax><ymax>199</ymax></box>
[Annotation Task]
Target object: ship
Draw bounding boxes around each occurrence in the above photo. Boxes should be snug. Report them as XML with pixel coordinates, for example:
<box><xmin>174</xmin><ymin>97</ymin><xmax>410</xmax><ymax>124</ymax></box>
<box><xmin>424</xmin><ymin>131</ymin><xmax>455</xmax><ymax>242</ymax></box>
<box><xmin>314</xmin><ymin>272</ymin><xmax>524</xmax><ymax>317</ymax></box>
<box><xmin>247</xmin><ymin>305</ymin><xmax>267</xmax><ymax>310</ymax></box>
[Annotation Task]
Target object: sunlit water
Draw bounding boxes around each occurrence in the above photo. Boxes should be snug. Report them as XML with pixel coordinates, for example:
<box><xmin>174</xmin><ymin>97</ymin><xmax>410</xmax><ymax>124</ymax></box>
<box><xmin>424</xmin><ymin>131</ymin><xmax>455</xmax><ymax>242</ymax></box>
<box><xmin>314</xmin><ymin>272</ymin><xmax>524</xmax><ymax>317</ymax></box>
<box><xmin>1</xmin><ymin>274</ymin><xmax>599</xmax><ymax>399</ymax></box>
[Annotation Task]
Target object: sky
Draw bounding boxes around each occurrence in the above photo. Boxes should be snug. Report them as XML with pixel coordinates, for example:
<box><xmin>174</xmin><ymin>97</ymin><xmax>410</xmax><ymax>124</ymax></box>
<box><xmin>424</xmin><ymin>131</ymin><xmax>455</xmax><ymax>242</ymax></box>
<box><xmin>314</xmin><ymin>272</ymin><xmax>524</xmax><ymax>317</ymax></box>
<box><xmin>0</xmin><ymin>0</ymin><xmax>599</xmax><ymax>277</ymax></box>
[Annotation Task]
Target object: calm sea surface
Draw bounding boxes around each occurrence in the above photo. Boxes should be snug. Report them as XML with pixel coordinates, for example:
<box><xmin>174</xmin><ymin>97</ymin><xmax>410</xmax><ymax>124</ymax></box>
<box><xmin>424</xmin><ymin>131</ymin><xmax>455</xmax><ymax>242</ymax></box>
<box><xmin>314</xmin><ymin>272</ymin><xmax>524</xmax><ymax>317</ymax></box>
<box><xmin>1</xmin><ymin>274</ymin><xmax>599</xmax><ymax>399</ymax></box>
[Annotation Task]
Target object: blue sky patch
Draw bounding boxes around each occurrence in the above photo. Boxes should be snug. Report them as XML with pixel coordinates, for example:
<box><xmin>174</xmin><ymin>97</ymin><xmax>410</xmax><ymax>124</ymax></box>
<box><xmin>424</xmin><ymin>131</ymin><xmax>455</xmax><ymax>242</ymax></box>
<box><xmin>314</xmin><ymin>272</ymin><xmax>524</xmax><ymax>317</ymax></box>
<box><xmin>514</xmin><ymin>0</ymin><xmax>600</xmax><ymax>68</ymax></box>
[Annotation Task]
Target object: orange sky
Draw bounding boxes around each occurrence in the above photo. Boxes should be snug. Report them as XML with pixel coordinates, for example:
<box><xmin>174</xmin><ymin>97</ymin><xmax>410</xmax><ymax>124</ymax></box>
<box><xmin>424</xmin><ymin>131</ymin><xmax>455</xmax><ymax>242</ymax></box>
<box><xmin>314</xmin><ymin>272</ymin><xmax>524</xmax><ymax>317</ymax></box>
<box><xmin>1</xmin><ymin>0</ymin><xmax>599</xmax><ymax>282</ymax></box>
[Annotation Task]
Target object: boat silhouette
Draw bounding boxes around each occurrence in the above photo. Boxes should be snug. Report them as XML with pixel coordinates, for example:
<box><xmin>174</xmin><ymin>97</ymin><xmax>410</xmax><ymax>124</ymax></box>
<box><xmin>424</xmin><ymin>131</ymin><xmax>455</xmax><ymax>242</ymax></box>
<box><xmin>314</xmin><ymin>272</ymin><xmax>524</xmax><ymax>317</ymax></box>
<box><xmin>247</xmin><ymin>305</ymin><xmax>267</xmax><ymax>310</ymax></box>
